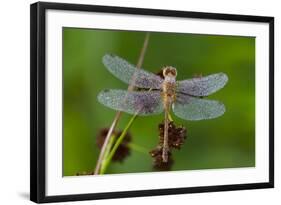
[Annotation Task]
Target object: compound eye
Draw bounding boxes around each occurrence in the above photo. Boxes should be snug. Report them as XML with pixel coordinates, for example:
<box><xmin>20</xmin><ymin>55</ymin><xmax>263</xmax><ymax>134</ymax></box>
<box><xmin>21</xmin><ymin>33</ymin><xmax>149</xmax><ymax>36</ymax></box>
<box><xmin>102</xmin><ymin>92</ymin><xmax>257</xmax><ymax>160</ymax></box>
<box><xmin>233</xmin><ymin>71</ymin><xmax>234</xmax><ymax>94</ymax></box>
<box><xmin>163</xmin><ymin>68</ymin><xmax>169</xmax><ymax>76</ymax></box>
<box><xmin>171</xmin><ymin>68</ymin><xmax>177</xmax><ymax>76</ymax></box>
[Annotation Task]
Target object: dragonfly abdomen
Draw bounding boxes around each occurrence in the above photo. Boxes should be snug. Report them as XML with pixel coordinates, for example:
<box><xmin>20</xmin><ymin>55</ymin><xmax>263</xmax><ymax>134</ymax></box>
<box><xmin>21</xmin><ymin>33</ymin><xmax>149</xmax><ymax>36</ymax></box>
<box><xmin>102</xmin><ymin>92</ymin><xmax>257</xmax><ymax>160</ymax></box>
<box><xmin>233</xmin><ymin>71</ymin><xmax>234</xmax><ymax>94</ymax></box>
<box><xmin>161</xmin><ymin>76</ymin><xmax>176</xmax><ymax>162</ymax></box>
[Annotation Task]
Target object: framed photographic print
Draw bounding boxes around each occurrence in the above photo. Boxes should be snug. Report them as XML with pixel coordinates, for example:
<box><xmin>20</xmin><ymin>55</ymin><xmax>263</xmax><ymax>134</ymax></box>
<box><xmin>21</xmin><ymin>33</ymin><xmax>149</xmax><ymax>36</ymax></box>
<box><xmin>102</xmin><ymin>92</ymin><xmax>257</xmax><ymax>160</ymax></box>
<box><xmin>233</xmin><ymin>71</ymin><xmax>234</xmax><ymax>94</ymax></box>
<box><xmin>30</xmin><ymin>1</ymin><xmax>274</xmax><ymax>203</ymax></box>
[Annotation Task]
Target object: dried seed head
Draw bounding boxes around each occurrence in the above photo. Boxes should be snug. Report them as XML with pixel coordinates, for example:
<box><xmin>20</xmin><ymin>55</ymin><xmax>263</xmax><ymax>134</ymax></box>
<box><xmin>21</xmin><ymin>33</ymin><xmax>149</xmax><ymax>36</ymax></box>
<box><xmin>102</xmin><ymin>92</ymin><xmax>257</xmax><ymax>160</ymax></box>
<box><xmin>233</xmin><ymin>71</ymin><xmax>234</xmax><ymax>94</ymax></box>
<box><xmin>158</xmin><ymin>121</ymin><xmax>187</xmax><ymax>149</ymax></box>
<box><xmin>150</xmin><ymin>147</ymin><xmax>174</xmax><ymax>171</ymax></box>
<box><xmin>149</xmin><ymin>121</ymin><xmax>187</xmax><ymax>171</ymax></box>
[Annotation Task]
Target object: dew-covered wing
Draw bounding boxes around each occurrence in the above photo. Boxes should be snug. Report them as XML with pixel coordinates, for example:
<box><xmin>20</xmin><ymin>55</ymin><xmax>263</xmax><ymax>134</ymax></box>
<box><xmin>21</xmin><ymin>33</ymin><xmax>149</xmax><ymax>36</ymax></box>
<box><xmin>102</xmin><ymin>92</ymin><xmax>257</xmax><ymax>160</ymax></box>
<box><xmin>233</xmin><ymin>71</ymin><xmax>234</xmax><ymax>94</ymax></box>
<box><xmin>177</xmin><ymin>73</ymin><xmax>228</xmax><ymax>96</ymax></box>
<box><xmin>97</xmin><ymin>89</ymin><xmax>164</xmax><ymax>116</ymax></box>
<box><xmin>173</xmin><ymin>94</ymin><xmax>225</xmax><ymax>121</ymax></box>
<box><xmin>103</xmin><ymin>54</ymin><xmax>163</xmax><ymax>89</ymax></box>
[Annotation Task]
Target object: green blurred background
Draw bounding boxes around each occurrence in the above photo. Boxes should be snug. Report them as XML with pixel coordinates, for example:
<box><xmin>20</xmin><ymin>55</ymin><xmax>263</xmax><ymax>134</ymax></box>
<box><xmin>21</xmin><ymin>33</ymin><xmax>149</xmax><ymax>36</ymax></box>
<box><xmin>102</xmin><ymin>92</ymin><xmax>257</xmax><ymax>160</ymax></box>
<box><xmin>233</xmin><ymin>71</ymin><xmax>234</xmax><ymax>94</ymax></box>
<box><xmin>63</xmin><ymin>28</ymin><xmax>255</xmax><ymax>176</ymax></box>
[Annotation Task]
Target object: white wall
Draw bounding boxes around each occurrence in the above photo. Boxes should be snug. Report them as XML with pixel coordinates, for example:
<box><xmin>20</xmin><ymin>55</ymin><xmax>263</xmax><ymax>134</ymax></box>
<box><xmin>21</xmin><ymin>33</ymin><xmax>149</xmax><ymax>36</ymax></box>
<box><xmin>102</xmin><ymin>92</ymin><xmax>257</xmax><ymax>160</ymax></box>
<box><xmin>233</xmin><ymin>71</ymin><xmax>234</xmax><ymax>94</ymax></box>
<box><xmin>0</xmin><ymin>0</ymin><xmax>279</xmax><ymax>204</ymax></box>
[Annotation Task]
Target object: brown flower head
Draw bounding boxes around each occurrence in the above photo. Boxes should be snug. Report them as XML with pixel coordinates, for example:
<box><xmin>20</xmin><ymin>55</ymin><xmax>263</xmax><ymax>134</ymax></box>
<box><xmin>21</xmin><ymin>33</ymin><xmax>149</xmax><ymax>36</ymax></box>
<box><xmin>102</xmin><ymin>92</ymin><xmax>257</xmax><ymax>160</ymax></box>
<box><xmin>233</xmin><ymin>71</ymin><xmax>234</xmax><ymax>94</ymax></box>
<box><xmin>158</xmin><ymin>121</ymin><xmax>187</xmax><ymax>149</ymax></box>
<box><xmin>149</xmin><ymin>121</ymin><xmax>187</xmax><ymax>171</ymax></box>
<box><xmin>150</xmin><ymin>146</ymin><xmax>174</xmax><ymax>171</ymax></box>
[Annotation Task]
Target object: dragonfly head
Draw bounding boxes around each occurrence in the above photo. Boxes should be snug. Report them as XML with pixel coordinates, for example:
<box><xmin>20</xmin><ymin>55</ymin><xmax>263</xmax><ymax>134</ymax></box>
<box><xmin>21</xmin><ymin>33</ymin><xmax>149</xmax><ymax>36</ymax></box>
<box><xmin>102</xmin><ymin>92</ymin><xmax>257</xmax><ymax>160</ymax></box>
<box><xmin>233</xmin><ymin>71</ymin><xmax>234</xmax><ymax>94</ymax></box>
<box><xmin>163</xmin><ymin>66</ymin><xmax>177</xmax><ymax>78</ymax></box>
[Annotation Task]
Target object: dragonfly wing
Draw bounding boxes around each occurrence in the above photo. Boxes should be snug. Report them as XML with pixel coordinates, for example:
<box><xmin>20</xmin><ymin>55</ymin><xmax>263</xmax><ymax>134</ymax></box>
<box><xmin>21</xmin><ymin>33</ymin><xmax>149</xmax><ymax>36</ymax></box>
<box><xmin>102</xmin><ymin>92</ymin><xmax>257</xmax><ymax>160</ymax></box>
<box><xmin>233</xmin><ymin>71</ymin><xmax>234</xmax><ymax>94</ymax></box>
<box><xmin>103</xmin><ymin>54</ymin><xmax>164</xmax><ymax>89</ymax></box>
<box><xmin>173</xmin><ymin>94</ymin><xmax>225</xmax><ymax>121</ymax></box>
<box><xmin>177</xmin><ymin>73</ymin><xmax>228</xmax><ymax>96</ymax></box>
<box><xmin>98</xmin><ymin>89</ymin><xmax>164</xmax><ymax>116</ymax></box>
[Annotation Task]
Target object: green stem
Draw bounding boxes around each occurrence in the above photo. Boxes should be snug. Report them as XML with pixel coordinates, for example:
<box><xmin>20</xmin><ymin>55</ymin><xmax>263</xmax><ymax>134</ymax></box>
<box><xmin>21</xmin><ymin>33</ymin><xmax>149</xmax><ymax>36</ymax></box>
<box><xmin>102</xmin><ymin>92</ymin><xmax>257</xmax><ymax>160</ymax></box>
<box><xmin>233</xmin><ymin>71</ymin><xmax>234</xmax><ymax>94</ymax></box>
<box><xmin>100</xmin><ymin>134</ymin><xmax>116</xmax><ymax>174</ymax></box>
<box><xmin>100</xmin><ymin>113</ymin><xmax>138</xmax><ymax>174</ymax></box>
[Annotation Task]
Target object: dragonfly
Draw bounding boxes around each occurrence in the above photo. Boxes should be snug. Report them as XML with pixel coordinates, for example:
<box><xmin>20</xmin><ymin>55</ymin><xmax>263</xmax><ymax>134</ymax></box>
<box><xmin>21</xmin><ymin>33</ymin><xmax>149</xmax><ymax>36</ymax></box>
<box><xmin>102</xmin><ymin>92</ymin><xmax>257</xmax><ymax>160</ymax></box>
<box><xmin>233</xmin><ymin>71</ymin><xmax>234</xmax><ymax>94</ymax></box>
<box><xmin>98</xmin><ymin>54</ymin><xmax>228</xmax><ymax>162</ymax></box>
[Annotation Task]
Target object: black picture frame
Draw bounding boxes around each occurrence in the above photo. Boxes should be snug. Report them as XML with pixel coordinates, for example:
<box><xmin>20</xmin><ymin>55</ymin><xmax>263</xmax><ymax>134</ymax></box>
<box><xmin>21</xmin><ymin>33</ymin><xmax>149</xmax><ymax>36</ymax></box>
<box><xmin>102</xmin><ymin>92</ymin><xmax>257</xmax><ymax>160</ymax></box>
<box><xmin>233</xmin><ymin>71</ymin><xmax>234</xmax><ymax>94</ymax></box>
<box><xmin>30</xmin><ymin>1</ymin><xmax>274</xmax><ymax>203</ymax></box>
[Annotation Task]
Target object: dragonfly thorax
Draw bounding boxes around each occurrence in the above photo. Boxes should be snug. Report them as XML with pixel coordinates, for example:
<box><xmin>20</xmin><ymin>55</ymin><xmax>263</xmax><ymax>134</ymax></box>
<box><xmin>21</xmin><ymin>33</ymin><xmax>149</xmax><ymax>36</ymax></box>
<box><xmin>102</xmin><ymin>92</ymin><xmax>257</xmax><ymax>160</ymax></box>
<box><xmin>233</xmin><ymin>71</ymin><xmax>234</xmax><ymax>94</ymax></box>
<box><xmin>162</xmin><ymin>66</ymin><xmax>177</xmax><ymax>109</ymax></box>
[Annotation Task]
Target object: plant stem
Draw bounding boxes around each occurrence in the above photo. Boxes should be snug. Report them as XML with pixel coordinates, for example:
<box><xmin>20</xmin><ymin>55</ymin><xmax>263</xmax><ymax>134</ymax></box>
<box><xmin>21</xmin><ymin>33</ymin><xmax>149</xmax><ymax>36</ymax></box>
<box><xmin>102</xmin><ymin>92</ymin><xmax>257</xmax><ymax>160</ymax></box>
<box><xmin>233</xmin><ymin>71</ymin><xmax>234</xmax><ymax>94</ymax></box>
<box><xmin>100</xmin><ymin>134</ymin><xmax>116</xmax><ymax>174</ymax></box>
<box><xmin>100</xmin><ymin>113</ymin><xmax>138</xmax><ymax>174</ymax></box>
<box><xmin>94</xmin><ymin>112</ymin><xmax>122</xmax><ymax>174</ymax></box>
<box><xmin>94</xmin><ymin>32</ymin><xmax>150</xmax><ymax>174</ymax></box>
